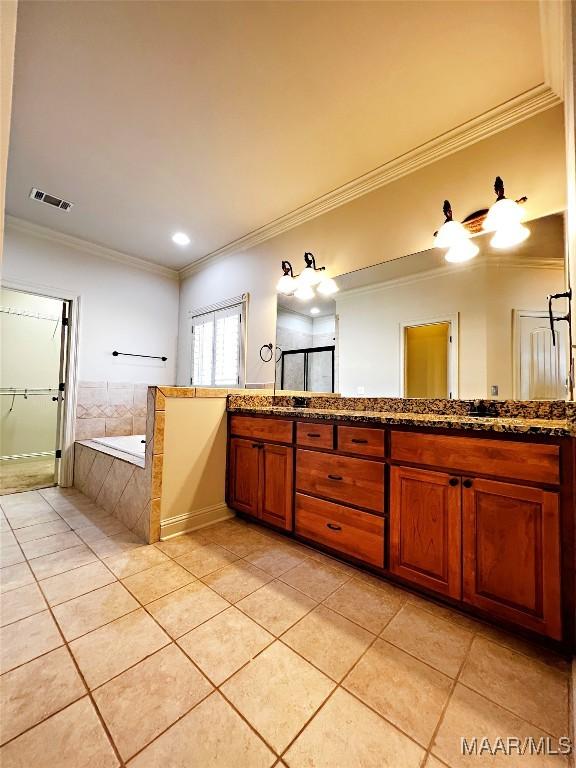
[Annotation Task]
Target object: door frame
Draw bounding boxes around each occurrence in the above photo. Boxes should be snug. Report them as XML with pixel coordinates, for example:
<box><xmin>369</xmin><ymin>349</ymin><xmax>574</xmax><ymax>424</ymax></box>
<box><xmin>398</xmin><ymin>313</ymin><xmax>459</xmax><ymax>399</ymax></box>
<box><xmin>512</xmin><ymin>309</ymin><xmax>569</xmax><ymax>400</ymax></box>
<box><xmin>1</xmin><ymin>278</ymin><xmax>81</xmax><ymax>487</ymax></box>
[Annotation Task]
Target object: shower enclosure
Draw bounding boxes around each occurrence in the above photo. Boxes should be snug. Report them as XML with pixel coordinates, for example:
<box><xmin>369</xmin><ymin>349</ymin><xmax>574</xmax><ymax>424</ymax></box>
<box><xmin>0</xmin><ymin>288</ymin><xmax>70</xmax><ymax>494</ymax></box>
<box><xmin>278</xmin><ymin>345</ymin><xmax>335</xmax><ymax>393</ymax></box>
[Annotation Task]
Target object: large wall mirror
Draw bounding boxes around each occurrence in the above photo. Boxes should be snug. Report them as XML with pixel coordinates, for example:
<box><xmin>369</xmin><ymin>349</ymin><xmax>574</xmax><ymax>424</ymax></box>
<box><xmin>275</xmin><ymin>212</ymin><xmax>569</xmax><ymax>400</ymax></box>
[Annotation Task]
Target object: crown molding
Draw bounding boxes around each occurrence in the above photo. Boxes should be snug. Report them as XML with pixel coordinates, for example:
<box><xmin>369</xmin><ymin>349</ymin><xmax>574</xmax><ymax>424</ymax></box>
<box><xmin>337</xmin><ymin>253</ymin><xmax>564</xmax><ymax>300</ymax></box>
<box><xmin>539</xmin><ymin>0</ymin><xmax>565</xmax><ymax>98</ymax></box>
<box><xmin>4</xmin><ymin>215</ymin><xmax>180</xmax><ymax>281</ymax></box>
<box><xmin>180</xmin><ymin>84</ymin><xmax>561</xmax><ymax>280</ymax></box>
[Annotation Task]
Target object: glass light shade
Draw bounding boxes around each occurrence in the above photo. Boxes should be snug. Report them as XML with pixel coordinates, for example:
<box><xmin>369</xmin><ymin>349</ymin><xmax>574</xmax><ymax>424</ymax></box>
<box><xmin>482</xmin><ymin>198</ymin><xmax>524</xmax><ymax>233</ymax></box>
<box><xmin>317</xmin><ymin>277</ymin><xmax>339</xmax><ymax>296</ymax></box>
<box><xmin>444</xmin><ymin>239</ymin><xmax>479</xmax><ymax>264</ymax></box>
<box><xmin>435</xmin><ymin>220</ymin><xmax>469</xmax><ymax>248</ymax></box>
<box><xmin>490</xmin><ymin>223</ymin><xmax>530</xmax><ymax>249</ymax></box>
<box><xmin>299</xmin><ymin>266</ymin><xmax>323</xmax><ymax>286</ymax></box>
<box><xmin>294</xmin><ymin>283</ymin><xmax>315</xmax><ymax>301</ymax></box>
<box><xmin>276</xmin><ymin>273</ymin><xmax>297</xmax><ymax>294</ymax></box>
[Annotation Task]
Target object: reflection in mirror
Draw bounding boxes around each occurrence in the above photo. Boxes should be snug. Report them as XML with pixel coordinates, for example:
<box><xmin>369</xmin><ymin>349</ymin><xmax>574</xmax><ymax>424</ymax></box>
<box><xmin>275</xmin><ymin>213</ymin><xmax>568</xmax><ymax>400</ymax></box>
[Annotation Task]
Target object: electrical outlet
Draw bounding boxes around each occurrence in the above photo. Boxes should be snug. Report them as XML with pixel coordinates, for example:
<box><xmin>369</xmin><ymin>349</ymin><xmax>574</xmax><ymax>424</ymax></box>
<box><xmin>491</xmin><ymin>385</ymin><xmax>499</xmax><ymax>396</ymax></box>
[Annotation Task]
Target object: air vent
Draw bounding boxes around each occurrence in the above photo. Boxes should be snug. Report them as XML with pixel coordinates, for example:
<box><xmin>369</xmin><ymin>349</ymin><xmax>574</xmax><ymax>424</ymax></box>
<box><xmin>29</xmin><ymin>188</ymin><xmax>74</xmax><ymax>212</ymax></box>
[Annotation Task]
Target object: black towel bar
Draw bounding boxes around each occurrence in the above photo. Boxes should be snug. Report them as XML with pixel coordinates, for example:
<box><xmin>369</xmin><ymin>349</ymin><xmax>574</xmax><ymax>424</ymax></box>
<box><xmin>112</xmin><ymin>351</ymin><xmax>167</xmax><ymax>362</ymax></box>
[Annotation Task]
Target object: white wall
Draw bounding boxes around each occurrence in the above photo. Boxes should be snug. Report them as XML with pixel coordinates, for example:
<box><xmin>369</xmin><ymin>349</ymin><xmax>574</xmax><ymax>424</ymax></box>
<box><xmin>2</xmin><ymin>224</ymin><xmax>180</xmax><ymax>385</ymax></box>
<box><xmin>177</xmin><ymin>107</ymin><xmax>567</xmax><ymax>387</ymax></box>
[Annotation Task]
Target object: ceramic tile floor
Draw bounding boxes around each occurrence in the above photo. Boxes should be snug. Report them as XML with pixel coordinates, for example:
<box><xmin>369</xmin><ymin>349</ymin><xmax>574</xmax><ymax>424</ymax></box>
<box><xmin>0</xmin><ymin>486</ymin><xmax>572</xmax><ymax>767</ymax></box>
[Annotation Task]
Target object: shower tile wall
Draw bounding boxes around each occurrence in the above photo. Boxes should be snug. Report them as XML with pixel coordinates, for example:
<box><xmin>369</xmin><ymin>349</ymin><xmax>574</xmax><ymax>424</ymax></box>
<box><xmin>75</xmin><ymin>382</ymin><xmax>148</xmax><ymax>439</ymax></box>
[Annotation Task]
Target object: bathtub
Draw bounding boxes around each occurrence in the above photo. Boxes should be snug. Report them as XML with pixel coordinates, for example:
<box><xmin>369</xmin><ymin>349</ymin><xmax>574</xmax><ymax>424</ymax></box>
<box><xmin>90</xmin><ymin>434</ymin><xmax>146</xmax><ymax>460</ymax></box>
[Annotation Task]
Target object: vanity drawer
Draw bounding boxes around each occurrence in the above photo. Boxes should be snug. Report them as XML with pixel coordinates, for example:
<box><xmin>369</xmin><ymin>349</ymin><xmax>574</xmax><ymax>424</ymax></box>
<box><xmin>296</xmin><ymin>493</ymin><xmax>384</xmax><ymax>567</ymax></box>
<box><xmin>338</xmin><ymin>426</ymin><xmax>385</xmax><ymax>457</ymax></box>
<box><xmin>230</xmin><ymin>415</ymin><xmax>293</xmax><ymax>444</ymax></box>
<box><xmin>296</xmin><ymin>449</ymin><xmax>385</xmax><ymax>513</ymax></box>
<box><xmin>390</xmin><ymin>431</ymin><xmax>559</xmax><ymax>485</ymax></box>
<box><xmin>296</xmin><ymin>422</ymin><xmax>334</xmax><ymax>450</ymax></box>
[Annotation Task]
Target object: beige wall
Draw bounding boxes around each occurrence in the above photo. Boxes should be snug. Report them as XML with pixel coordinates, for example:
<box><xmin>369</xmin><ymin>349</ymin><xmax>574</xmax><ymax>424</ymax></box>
<box><xmin>160</xmin><ymin>396</ymin><xmax>231</xmax><ymax>535</ymax></box>
<box><xmin>178</xmin><ymin>107</ymin><xmax>567</xmax><ymax>387</ymax></box>
<box><xmin>0</xmin><ymin>0</ymin><xmax>17</xmax><ymax>268</ymax></box>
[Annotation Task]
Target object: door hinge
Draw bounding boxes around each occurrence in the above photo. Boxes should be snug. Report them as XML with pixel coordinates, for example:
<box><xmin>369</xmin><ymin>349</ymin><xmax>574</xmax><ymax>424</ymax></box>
<box><xmin>449</xmin><ymin>335</ymin><xmax>452</xmax><ymax>343</ymax></box>
<box><xmin>62</xmin><ymin>317</ymin><xmax>69</xmax><ymax>327</ymax></box>
<box><xmin>59</xmin><ymin>382</ymin><xmax>65</xmax><ymax>392</ymax></box>
<box><xmin>55</xmin><ymin>449</ymin><xmax>62</xmax><ymax>459</ymax></box>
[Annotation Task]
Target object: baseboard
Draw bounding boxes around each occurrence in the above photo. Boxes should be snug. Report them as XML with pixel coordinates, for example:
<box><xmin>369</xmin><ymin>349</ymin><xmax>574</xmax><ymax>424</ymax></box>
<box><xmin>160</xmin><ymin>503</ymin><xmax>235</xmax><ymax>539</ymax></box>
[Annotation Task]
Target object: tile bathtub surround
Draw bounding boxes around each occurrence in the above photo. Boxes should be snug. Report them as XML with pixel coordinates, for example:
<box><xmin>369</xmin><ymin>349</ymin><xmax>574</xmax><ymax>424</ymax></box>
<box><xmin>0</xmin><ymin>487</ymin><xmax>572</xmax><ymax>767</ymax></box>
<box><xmin>73</xmin><ymin>442</ymin><xmax>152</xmax><ymax>543</ymax></box>
<box><xmin>75</xmin><ymin>380</ymin><xmax>149</xmax><ymax>440</ymax></box>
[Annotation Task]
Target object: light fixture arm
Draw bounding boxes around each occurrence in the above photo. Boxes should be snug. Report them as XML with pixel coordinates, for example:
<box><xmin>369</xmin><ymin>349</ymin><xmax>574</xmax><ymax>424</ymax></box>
<box><xmin>281</xmin><ymin>260</ymin><xmax>294</xmax><ymax>277</ymax></box>
<box><xmin>303</xmin><ymin>252</ymin><xmax>325</xmax><ymax>275</ymax></box>
<box><xmin>493</xmin><ymin>176</ymin><xmax>527</xmax><ymax>205</ymax></box>
<box><xmin>442</xmin><ymin>200</ymin><xmax>453</xmax><ymax>222</ymax></box>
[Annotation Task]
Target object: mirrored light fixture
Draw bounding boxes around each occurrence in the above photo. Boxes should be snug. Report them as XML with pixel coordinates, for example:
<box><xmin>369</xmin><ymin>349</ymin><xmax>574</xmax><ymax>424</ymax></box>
<box><xmin>482</xmin><ymin>176</ymin><xmax>529</xmax><ymax>249</ymax></box>
<box><xmin>435</xmin><ymin>200</ymin><xmax>479</xmax><ymax>263</ymax></box>
<box><xmin>275</xmin><ymin>252</ymin><xmax>338</xmax><ymax>300</ymax></box>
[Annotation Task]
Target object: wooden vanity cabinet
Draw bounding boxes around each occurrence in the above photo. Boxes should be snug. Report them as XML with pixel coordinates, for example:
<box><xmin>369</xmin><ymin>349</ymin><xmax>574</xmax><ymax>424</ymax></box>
<box><xmin>389</xmin><ymin>466</ymin><xmax>462</xmax><ymax>599</ymax></box>
<box><xmin>228</xmin><ymin>419</ymin><xmax>293</xmax><ymax>530</ymax></box>
<box><xmin>228</xmin><ymin>414</ymin><xmax>571</xmax><ymax>645</ymax></box>
<box><xmin>462</xmin><ymin>477</ymin><xmax>561</xmax><ymax>640</ymax></box>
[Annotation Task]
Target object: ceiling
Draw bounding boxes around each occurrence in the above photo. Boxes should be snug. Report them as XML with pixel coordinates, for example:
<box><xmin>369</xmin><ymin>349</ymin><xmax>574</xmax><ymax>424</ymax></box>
<box><xmin>6</xmin><ymin>1</ymin><xmax>547</xmax><ymax>270</ymax></box>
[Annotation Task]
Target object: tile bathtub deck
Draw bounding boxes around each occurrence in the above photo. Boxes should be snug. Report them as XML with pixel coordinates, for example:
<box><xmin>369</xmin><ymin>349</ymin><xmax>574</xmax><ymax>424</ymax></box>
<box><xmin>0</xmin><ymin>487</ymin><xmax>571</xmax><ymax>767</ymax></box>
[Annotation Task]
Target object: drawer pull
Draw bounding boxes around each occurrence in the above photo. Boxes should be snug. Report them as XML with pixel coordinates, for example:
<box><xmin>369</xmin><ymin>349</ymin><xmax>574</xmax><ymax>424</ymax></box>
<box><xmin>351</xmin><ymin>438</ymin><xmax>368</xmax><ymax>444</ymax></box>
<box><xmin>327</xmin><ymin>474</ymin><xmax>343</xmax><ymax>481</ymax></box>
<box><xmin>326</xmin><ymin>522</ymin><xmax>342</xmax><ymax>531</ymax></box>
<box><xmin>449</xmin><ymin>477</ymin><xmax>459</xmax><ymax>487</ymax></box>
<box><xmin>307</xmin><ymin>433</ymin><xmax>322</xmax><ymax>438</ymax></box>
<box><xmin>463</xmin><ymin>478</ymin><xmax>473</xmax><ymax>489</ymax></box>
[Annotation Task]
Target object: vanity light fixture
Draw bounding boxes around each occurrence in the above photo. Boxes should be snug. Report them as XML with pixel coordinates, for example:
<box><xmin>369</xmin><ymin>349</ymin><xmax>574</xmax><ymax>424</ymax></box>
<box><xmin>435</xmin><ymin>200</ymin><xmax>479</xmax><ymax>263</ymax></box>
<box><xmin>299</xmin><ymin>252</ymin><xmax>325</xmax><ymax>286</ymax></box>
<box><xmin>275</xmin><ymin>252</ymin><xmax>338</xmax><ymax>300</ymax></box>
<box><xmin>482</xmin><ymin>176</ymin><xmax>529</xmax><ymax>249</ymax></box>
<box><xmin>276</xmin><ymin>261</ymin><xmax>299</xmax><ymax>295</ymax></box>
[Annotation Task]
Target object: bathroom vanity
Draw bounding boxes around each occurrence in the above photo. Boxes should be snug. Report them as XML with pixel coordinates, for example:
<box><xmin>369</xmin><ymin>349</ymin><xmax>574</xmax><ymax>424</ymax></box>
<box><xmin>226</xmin><ymin>399</ymin><xmax>575</xmax><ymax>649</ymax></box>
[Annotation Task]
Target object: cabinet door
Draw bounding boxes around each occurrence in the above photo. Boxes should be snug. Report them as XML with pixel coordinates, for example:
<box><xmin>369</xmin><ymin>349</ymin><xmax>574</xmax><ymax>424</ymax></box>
<box><xmin>390</xmin><ymin>466</ymin><xmax>461</xmax><ymax>599</ymax></box>
<box><xmin>260</xmin><ymin>444</ymin><xmax>293</xmax><ymax>530</ymax></box>
<box><xmin>462</xmin><ymin>478</ymin><xmax>561</xmax><ymax>640</ymax></box>
<box><xmin>229</xmin><ymin>437</ymin><xmax>260</xmax><ymax>518</ymax></box>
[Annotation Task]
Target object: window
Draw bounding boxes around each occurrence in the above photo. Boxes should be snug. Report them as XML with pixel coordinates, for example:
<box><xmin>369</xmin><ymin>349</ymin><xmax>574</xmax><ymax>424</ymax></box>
<box><xmin>190</xmin><ymin>300</ymin><xmax>245</xmax><ymax>387</ymax></box>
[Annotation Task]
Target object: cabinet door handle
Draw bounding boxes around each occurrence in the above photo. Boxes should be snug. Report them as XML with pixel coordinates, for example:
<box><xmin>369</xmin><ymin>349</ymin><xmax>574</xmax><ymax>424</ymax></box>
<box><xmin>449</xmin><ymin>477</ymin><xmax>459</xmax><ymax>487</ymax></box>
<box><xmin>351</xmin><ymin>438</ymin><xmax>368</xmax><ymax>444</ymax></box>
<box><xmin>463</xmin><ymin>479</ymin><xmax>473</xmax><ymax>489</ymax></box>
<box><xmin>326</xmin><ymin>522</ymin><xmax>342</xmax><ymax>531</ymax></box>
<box><xmin>307</xmin><ymin>433</ymin><xmax>321</xmax><ymax>438</ymax></box>
<box><xmin>327</xmin><ymin>474</ymin><xmax>343</xmax><ymax>481</ymax></box>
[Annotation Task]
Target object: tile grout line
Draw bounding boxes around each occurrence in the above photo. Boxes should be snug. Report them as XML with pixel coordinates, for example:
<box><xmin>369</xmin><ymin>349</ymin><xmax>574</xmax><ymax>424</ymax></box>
<box><xmin>0</xmin><ymin>515</ymin><xmax>128</xmax><ymax>768</ymax></box>
<box><xmin>2</xmin><ymin>490</ymin><xmax>572</xmax><ymax>765</ymax></box>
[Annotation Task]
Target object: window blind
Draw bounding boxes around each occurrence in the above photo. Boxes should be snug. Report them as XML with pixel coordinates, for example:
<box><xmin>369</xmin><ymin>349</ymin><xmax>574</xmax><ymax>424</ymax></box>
<box><xmin>191</xmin><ymin>302</ymin><xmax>243</xmax><ymax>387</ymax></box>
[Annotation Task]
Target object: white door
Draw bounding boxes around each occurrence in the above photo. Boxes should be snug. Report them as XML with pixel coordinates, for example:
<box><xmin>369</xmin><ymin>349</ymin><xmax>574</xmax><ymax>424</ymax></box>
<box><xmin>517</xmin><ymin>312</ymin><xmax>568</xmax><ymax>399</ymax></box>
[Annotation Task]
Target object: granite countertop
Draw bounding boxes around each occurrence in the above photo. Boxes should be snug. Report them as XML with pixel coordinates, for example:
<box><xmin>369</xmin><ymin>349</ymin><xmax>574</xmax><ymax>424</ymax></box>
<box><xmin>227</xmin><ymin>405</ymin><xmax>574</xmax><ymax>436</ymax></box>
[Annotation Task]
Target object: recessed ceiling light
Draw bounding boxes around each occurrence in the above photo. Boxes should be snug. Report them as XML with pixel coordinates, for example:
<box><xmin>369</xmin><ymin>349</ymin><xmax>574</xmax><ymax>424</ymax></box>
<box><xmin>310</xmin><ymin>307</ymin><xmax>320</xmax><ymax>315</ymax></box>
<box><xmin>172</xmin><ymin>232</ymin><xmax>190</xmax><ymax>246</ymax></box>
